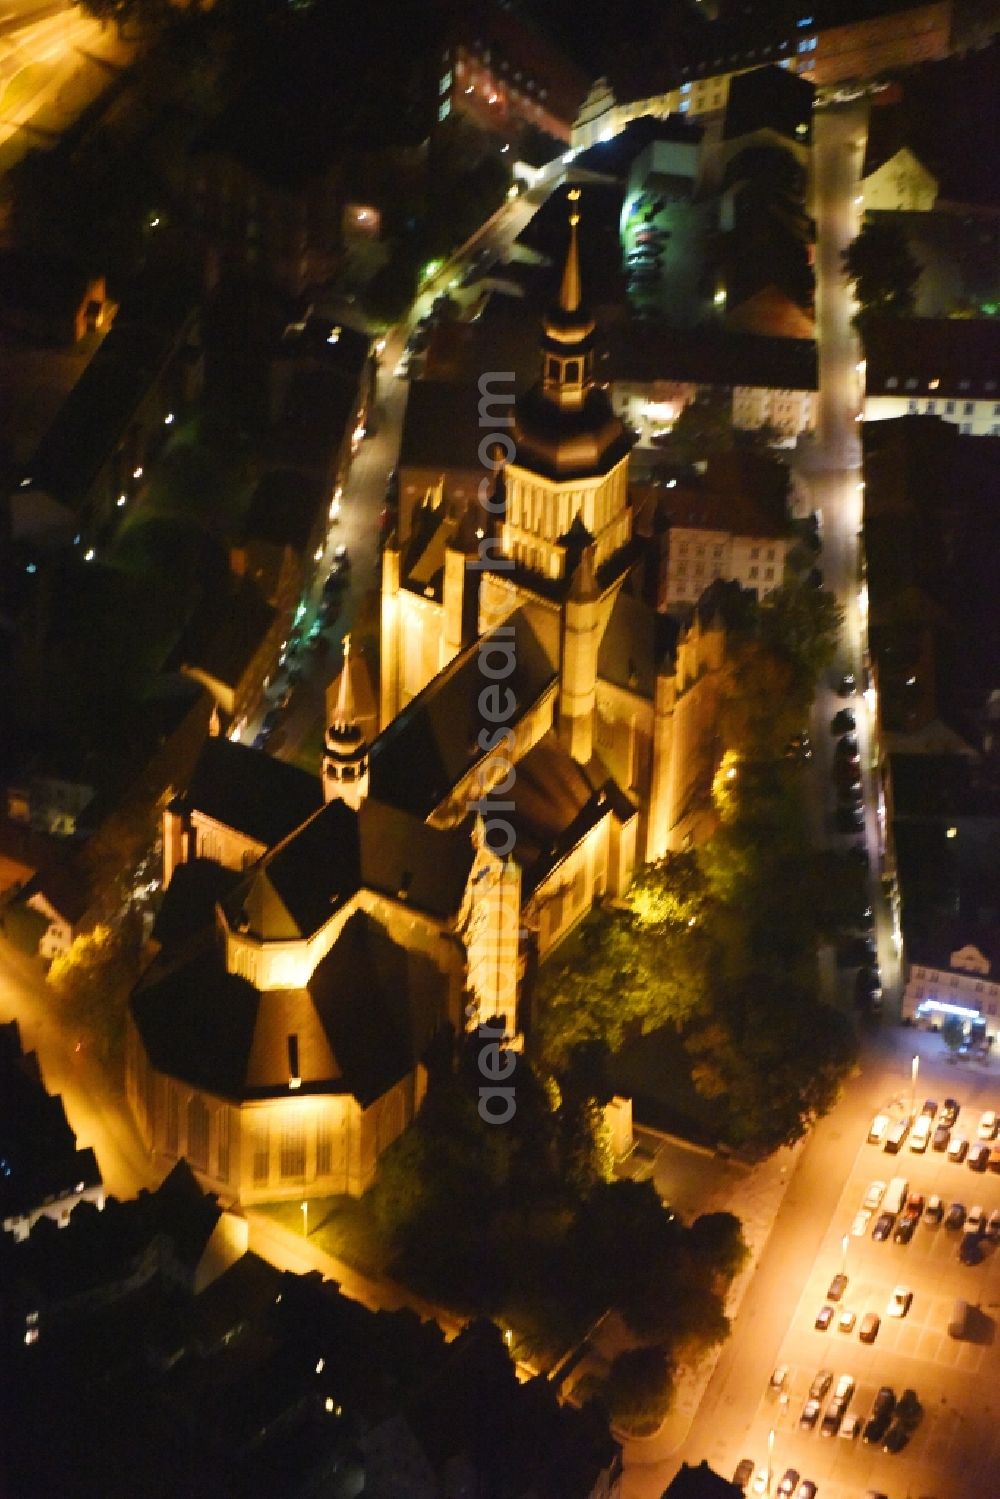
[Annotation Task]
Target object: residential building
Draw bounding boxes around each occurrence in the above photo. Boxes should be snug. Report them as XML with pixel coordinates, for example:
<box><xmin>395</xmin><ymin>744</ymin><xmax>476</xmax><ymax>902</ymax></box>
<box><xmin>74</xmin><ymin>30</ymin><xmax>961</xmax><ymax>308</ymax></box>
<box><xmin>0</xmin><ymin>1020</ymin><xmax>103</xmax><ymax>1243</ymax></box>
<box><xmin>440</xmin><ymin>0</ymin><xmax>589</xmax><ymax>143</ymax></box>
<box><xmin>571</xmin><ymin>0</ymin><xmax>953</xmax><ymax>148</ymax></box>
<box><xmin>862</xmin><ymin>319</ymin><xmax>1000</xmax><ymax>436</ymax></box>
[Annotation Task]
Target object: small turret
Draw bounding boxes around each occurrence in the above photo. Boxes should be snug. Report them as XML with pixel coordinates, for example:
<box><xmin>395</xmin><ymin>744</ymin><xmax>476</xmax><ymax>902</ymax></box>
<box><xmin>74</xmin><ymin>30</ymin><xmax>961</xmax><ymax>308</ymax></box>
<box><xmin>323</xmin><ymin>635</ymin><xmax>369</xmax><ymax>809</ymax></box>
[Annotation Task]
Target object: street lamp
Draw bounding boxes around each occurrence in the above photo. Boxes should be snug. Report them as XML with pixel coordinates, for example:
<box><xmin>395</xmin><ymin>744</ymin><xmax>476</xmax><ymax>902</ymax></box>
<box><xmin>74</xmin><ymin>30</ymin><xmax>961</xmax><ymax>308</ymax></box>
<box><xmin>766</xmin><ymin>1426</ymin><xmax>775</xmax><ymax>1496</ymax></box>
<box><xmin>841</xmin><ymin>1232</ymin><xmax>850</xmax><ymax>1274</ymax></box>
<box><xmin>301</xmin><ymin>1200</ymin><xmax>309</xmax><ymax>1238</ymax></box>
<box><xmin>910</xmin><ymin>1054</ymin><xmax>919</xmax><ymax>1120</ymax></box>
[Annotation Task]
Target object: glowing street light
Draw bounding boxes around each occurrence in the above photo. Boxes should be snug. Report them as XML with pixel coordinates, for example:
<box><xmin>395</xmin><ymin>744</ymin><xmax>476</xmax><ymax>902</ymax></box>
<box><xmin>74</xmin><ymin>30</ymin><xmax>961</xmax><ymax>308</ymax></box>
<box><xmin>301</xmin><ymin>1200</ymin><xmax>309</xmax><ymax>1238</ymax></box>
<box><xmin>910</xmin><ymin>1055</ymin><xmax>919</xmax><ymax>1120</ymax></box>
<box><xmin>841</xmin><ymin>1232</ymin><xmax>850</xmax><ymax>1273</ymax></box>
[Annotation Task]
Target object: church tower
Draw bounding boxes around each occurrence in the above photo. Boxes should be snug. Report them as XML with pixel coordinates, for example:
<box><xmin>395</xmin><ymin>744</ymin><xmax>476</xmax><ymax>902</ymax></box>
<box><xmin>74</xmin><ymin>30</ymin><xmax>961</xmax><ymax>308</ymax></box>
<box><xmin>323</xmin><ymin>636</ymin><xmax>369</xmax><ymax>810</ymax></box>
<box><xmin>497</xmin><ymin>189</ymin><xmax>634</xmax><ymax>584</ymax></box>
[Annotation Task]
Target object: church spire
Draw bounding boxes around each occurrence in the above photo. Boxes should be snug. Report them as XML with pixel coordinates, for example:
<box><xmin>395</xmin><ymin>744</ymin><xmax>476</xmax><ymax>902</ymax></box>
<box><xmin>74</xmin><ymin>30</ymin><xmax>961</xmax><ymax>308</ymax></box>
<box><xmin>323</xmin><ymin>635</ymin><xmax>369</xmax><ymax>810</ymax></box>
<box><xmin>559</xmin><ymin>189</ymin><xmax>582</xmax><ymax>314</ymax></box>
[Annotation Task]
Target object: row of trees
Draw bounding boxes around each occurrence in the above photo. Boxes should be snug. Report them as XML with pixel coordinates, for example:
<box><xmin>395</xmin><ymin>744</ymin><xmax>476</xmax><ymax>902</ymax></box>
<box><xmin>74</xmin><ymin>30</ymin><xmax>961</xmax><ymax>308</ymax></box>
<box><xmin>842</xmin><ymin>219</ymin><xmax>922</xmax><ymax>335</ymax></box>
<box><xmin>536</xmin><ymin>577</ymin><xmax>859</xmax><ymax>1151</ymax></box>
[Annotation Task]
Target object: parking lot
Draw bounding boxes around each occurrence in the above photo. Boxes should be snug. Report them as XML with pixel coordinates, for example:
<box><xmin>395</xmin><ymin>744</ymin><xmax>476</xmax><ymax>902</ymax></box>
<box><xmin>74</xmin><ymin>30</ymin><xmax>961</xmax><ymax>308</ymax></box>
<box><xmin>735</xmin><ymin>1082</ymin><xmax>1000</xmax><ymax>1499</ymax></box>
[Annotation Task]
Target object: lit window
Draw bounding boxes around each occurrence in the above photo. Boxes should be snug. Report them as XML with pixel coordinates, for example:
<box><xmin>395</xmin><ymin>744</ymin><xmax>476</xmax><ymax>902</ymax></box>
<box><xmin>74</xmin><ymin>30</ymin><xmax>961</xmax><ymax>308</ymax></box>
<box><xmin>438</xmin><ymin>99</ymin><xmax>451</xmax><ymax>121</ymax></box>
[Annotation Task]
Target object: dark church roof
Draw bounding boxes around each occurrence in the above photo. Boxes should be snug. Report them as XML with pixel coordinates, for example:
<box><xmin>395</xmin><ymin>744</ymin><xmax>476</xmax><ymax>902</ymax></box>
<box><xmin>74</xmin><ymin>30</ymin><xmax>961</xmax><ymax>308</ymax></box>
<box><xmin>152</xmin><ymin>857</ymin><xmax>244</xmax><ymax>948</ymax></box>
<box><xmin>131</xmin><ymin>912</ymin><xmax>445</xmax><ymax>1105</ymax></box>
<box><xmin>369</xmin><ymin>607</ymin><xmax>558</xmax><ymax>818</ymax></box>
<box><xmin>181</xmin><ymin>737</ymin><xmax>323</xmax><ymax>851</ymax></box>
<box><xmin>222</xmin><ymin>802</ymin><xmax>361</xmax><ymax>941</ymax></box>
<box><xmin>513</xmin><ymin>381</ymin><xmax>634</xmax><ymax>483</ymax></box>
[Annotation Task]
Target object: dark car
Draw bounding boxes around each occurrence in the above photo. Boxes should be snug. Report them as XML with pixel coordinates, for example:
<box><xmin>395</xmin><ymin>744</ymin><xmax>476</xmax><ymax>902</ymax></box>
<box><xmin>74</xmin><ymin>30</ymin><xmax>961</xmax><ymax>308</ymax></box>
<box><xmin>831</xmin><ymin>708</ymin><xmax>856</xmax><ymax>734</ymax></box>
<box><xmin>776</xmin><ymin>1471</ymin><xmax>799</xmax><ymax>1498</ymax></box>
<box><xmin>896</xmin><ymin>1388</ymin><xmax>922</xmax><ymax>1426</ymax></box>
<box><xmin>835</xmin><ymin>732</ymin><xmax>860</xmax><ymax>761</ymax></box>
<box><xmin>815</xmin><ymin>1304</ymin><xmax>834</xmax><ymax>1330</ymax></box>
<box><xmin>932</xmin><ymin>1124</ymin><xmax>951</xmax><ymax>1152</ymax></box>
<box><xmin>942</xmin><ymin>1097</ymin><xmax>960</xmax><ymax>1127</ymax></box>
<box><xmin>893</xmin><ymin>1213</ymin><xmax>917</xmax><ymax>1244</ymax></box>
<box><xmin>822</xmin><ymin>1398</ymin><xmax>848</xmax><ymax>1436</ymax></box>
<box><xmin>809</xmin><ymin>1369</ymin><xmax>833</xmax><ymax>1400</ymax></box>
<box><xmin>838</xmin><ymin>784</ymin><xmax>864</xmax><ymax>809</ymax></box>
<box><xmin>872</xmin><ymin>1211</ymin><xmax>894</xmax><ymax>1241</ymax></box>
<box><xmin>882</xmin><ymin>1418</ymin><xmax>912</xmax><ymax>1454</ymax></box>
<box><xmin>836</xmin><ymin>804</ymin><xmax>865</xmax><ymax>834</ymax></box>
<box><xmin>863</xmin><ymin>1387</ymin><xmax>895</xmax><ymax>1445</ymax></box>
<box><xmin>732</xmin><ymin>1458</ymin><xmax>755</xmax><ymax>1490</ymax></box>
<box><xmin>945</xmin><ymin>1201</ymin><xmax>967</xmax><ymax>1231</ymax></box>
<box><xmin>838</xmin><ymin>672</ymin><xmax>857</xmax><ymax>696</ymax></box>
<box><xmin>969</xmin><ymin>1142</ymin><xmax>991</xmax><ymax>1172</ymax></box>
<box><xmin>826</xmin><ymin>1272</ymin><xmax>848</xmax><ymax>1301</ymax></box>
<box><xmin>835</xmin><ymin>761</ymin><xmax>862</xmax><ymax>794</ymax></box>
<box><xmin>922</xmin><ymin>1098</ymin><xmax>938</xmax><ymax>1118</ymax></box>
<box><xmin>959</xmin><ymin>1231</ymin><xmax>982</xmax><ymax>1265</ymax></box>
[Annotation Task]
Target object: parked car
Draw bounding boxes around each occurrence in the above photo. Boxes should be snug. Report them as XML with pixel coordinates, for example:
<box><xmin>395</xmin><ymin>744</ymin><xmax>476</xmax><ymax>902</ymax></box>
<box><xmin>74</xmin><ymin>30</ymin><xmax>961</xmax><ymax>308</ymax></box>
<box><xmin>837</xmin><ymin>1307</ymin><xmax>856</xmax><ymax>1333</ymax></box>
<box><xmin>945</xmin><ymin>1201</ymin><xmax>967</xmax><ymax>1230</ymax></box>
<box><xmin>826</xmin><ymin>1272</ymin><xmax>848</xmax><ymax>1301</ymax></box>
<box><xmin>977</xmin><ymin>1109</ymin><xmax>998</xmax><ymax>1141</ymax></box>
<box><xmin>896</xmin><ymin>1388</ymin><xmax>922</xmax><ymax>1425</ymax></box>
<box><xmin>893</xmin><ymin>1213</ymin><xmax>917</xmax><ymax>1244</ymax></box>
<box><xmin>969</xmin><ymin>1142</ymin><xmax>991</xmax><ymax>1172</ymax></box>
<box><xmin>887</xmin><ymin>1285</ymin><xmax>913</xmax><ymax>1318</ymax></box>
<box><xmin>831</xmin><ymin>708</ymin><xmax>856</xmax><ymax>734</ymax></box>
<box><xmin>924</xmin><ymin>1194</ymin><xmax>944</xmax><ymax>1225</ymax></box>
<box><xmin>799</xmin><ymin>1398</ymin><xmax>821</xmax><ymax>1430</ymax></box>
<box><xmin>863</xmin><ymin>1387</ymin><xmax>895</xmax><ymax>1444</ymax></box>
<box><xmin>989</xmin><ymin>1144</ymin><xmax>1000</xmax><ymax>1172</ymax></box>
<box><xmin>836</xmin><ymin>804</ymin><xmax>865</xmax><ymax>834</ymax></box>
<box><xmin>932</xmin><ymin>1123</ymin><xmax>951</xmax><ymax>1152</ymax></box>
<box><xmin>872</xmin><ymin>1211</ymin><xmax>894</xmax><ymax>1241</ymax></box>
<box><xmin>949</xmin><ymin>1135</ymin><xmax>969</xmax><ymax>1163</ymax></box>
<box><xmin>942</xmin><ymin>1097</ymin><xmax>960</xmax><ymax>1127</ymax></box>
<box><xmin>847</xmin><ymin>841</ymin><xmax>869</xmax><ymax>868</ymax></box>
<box><xmin>834</xmin><ymin>732</ymin><xmax>860</xmax><ymax>761</ymax></box>
<box><xmin>959</xmin><ymin>1231</ymin><xmax>982</xmax><ymax>1265</ymax></box>
<box><xmin>769</xmin><ymin>1364</ymin><xmax>789</xmax><ymax>1393</ymax></box>
<box><xmin>809</xmin><ymin>1369</ymin><xmax>833</xmax><ymax>1400</ymax></box>
<box><xmin>838</xmin><ymin>672</ymin><xmax>857</xmax><ymax>696</ymax></box>
<box><xmin>776</xmin><ymin>1470</ymin><xmax>799</xmax><ymax>1497</ymax></box>
<box><xmin>851</xmin><ymin>1208</ymin><xmax>871</xmax><ymax>1236</ymax></box>
<box><xmin>859</xmin><ymin>1311</ymin><xmax>880</xmax><ymax>1343</ymax></box>
<box><xmin>733</xmin><ymin>1457</ymin><xmax>755</xmax><ymax>1490</ymax></box>
<box><xmin>882</xmin><ymin>1418</ymin><xmax>913</xmax><ymax>1454</ymax></box>
<box><xmin>794</xmin><ymin>1483</ymin><xmax>817</xmax><ymax>1499</ymax></box>
<box><xmin>839</xmin><ymin>1412</ymin><xmax>862</xmax><ymax>1441</ymax></box>
<box><xmin>986</xmin><ymin>1208</ymin><xmax>1000</xmax><ymax>1240</ymax></box>
<box><xmin>834</xmin><ymin>761</ymin><xmax>862</xmax><ymax>794</ymax></box>
<box><xmin>815</xmin><ymin>1304</ymin><xmax>834</xmax><ymax>1330</ymax></box>
<box><xmin>822</xmin><ymin>1399</ymin><xmax>847</xmax><ymax>1436</ymax></box>
<box><xmin>967</xmin><ymin>1204</ymin><xmax>985</xmax><ymax>1233</ymax></box>
<box><xmin>864</xmin><ymin>1180</ymin><xmax>887</xmax><ymax>1210</ymax></box>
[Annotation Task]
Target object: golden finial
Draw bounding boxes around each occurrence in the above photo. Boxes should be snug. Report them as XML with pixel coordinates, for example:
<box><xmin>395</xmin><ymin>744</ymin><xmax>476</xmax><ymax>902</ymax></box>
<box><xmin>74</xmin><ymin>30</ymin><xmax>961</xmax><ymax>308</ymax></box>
<box><xmin>559</xmin><ymin>191</ymin><xmax>583</xmax><ymax>312</ymax></box>
<box><xmin>342</xmin><ymin>633</ymin><xmax>351</xmax><ymax>659</ymax></box>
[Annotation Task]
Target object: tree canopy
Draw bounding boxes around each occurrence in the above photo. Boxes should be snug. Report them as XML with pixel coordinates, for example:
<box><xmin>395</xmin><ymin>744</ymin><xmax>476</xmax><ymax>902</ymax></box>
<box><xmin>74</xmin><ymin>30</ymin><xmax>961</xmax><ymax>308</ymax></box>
<box><xmin>842</xmin><ymin>219</ymin><xmax>922</xmax><ymax>331</ymax></box>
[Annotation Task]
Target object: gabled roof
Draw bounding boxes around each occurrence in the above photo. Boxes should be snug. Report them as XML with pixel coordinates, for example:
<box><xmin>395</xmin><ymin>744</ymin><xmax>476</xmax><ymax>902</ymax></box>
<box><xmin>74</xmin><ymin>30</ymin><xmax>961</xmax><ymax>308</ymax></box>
<box><xmin>132</xmin><ymin>912</ymin><xmax>446</xmax><ymax>1104</ymax></box>
<box><xmin>368</xmin><ymin>608</ymin><xmax>558</xmax><ymax>818</ymax></box>
<box><xmin>181</xmin><ymin>737</ymin><xmax>323</xmax><ymax>851</ymax></box>
<box><xmin>222</xmin><ymin>801</ymin><xmax>360</xmax><ymax>940</ymax></box>
<box><xmin>152</xmin><ymin>857</ymin><xmax>244</xmax><ymax>948</ymax></box>
<box><xmin>358</xmin><ymin>802</ymin><xmax>477</xmax><ymax>921</ymax></box>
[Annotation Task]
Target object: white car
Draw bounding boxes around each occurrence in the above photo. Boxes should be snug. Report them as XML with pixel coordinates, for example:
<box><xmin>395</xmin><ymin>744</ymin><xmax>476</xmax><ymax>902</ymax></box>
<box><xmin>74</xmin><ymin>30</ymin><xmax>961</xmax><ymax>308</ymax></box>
<box><xmin>967</xmin><ymin>1204</ymin><xmax>985</xmax><ymax>1233</ymax></box>
<box><xmin>851</xmin><ymin>1208</ymin><xmax>872</xmax><ymax>1236</ymax></box>
<box><xmin>887</xmin><ymin>1285</ymin><xmax>913</xmax><ymax>1318</ymax></box>
<box><xmin>863</xmin><ymin>1179</ymin><xmax>886</xmax><ymax>1210</ymax></box>
<box><xmin>834</xmin><ymin>1372</ymin><xmax>855</xmax><ymax>1401</ymax></box>
<box><xmin>977</xmin><ymin>1110</ymin><xmax>997</xmax><ymax>1141</ymax></box>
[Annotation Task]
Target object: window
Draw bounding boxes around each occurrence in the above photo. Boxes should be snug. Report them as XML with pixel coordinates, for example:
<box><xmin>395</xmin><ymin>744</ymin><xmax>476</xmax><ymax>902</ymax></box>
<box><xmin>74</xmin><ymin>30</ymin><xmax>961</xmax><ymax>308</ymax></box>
<box><xmin>991</xmin><ymin>425</ymin><xmax>1000</xmax><ymax>436</ymax></box>
<box><xmin>714</xmin><ymin>545</ymin><xmax>723</xmax><ymax>557</ymax></box>
<box><xmin>316</xmin><ymin>1117</ymin><xmax>333</xmax><ymax>1176</ymax></box>
<box><xmin>904</xmin><ymin>378</ymin><xmax>917</xmax><ymax>390</ymax></box>
<box><xmin>886</xmin><ymin>376</ymin><xmax>898</xmax><ymax>389</ymax></box>
<box><xmin>678</xmin><ymin>562</ymin><xmax>687</xmax><ymax>576</ymax></box>
<box><xmin>766</xmin><ymin>548</ymin><xmax>774</xmax><ymax>560</ymax></box>
<box><xmin>166</xmin><ymin>1088</ymin><xmax>179</xmax><ymax>1156</ymax></box>
<box><xmin>187</xmin><ymin>1095</ymin><xmax>209</xmax><ymax>1172</ymax></box>
<box><xmin>765</xmin><ymin>567</ymin><xmax>774</xmax><ymax>580</ymax></box>
<box><xmin>959</xmin><ymin>379</ymin><xmax>970</xmax><ymax>390</ymax></box>
<box><xmin>945</xmin><ymin>401</ymin><xmax>955</xmax><ymax>415</ymax></box>
<box><xmin>252</xmin><ymin>1122</ymin><xmax>269</xmax><ymax>1186</ymax></box>
<box><xmin>438</xmin><ymin>99</ymin><xmax>451</xmax><ymax>121</ymax></box>
<box><xmin>279</xmin><ymin>1122</ymin><xmax>306</xmax><ymax>1181</ymax></box>
<box><xmin>750</xmin><ymin>546</ymin><xmax>759</xmax><ymax>559</ymax></box>
<box><xmin>964</xmin><ymin>402</ymin><xmax>975</xmax><ymax>415</ymax></box>
<box><xmin>994</xmin><ymin>404</ymin><xmax>1000</xmax><ymax>416</ymax></box>
<box><xmin>679</xmin><ymin>542</ymin><xmax>688</xmax><ymax>554</ymax></box>
<box><xmin>797</xmin><ymin>36</ymin><xmax>816</xmax><ymax>52</ymax></box>
<box><xmin>926</xmin><ymin>400</ymin><xmax>936</xmax><ymax>414</ymax></box>
<box><xmin>749</xmin><ymin>565</ymin><xmax>759</xmax><ymax>578</ymax></box>
<box><xmin>961</xmin><ymin>422</ymin><xmax>972</xmax><ymax>434</ymax></box>
<box><xmin>564</xmin><ymin>359</ymin><xmax>580</xmax><ymax>382</ymax></box>
<box><xmin>439</xmin><ymin>69</ymin><xmax>453</xmax><ymax>93</ymax></box>
<box><xmin>217</xmin><ymin>1109</ymin><xmax>230</xmax><ymax>1183</ymax></box>
<box><xmin>908</xmin><ymin>400</ymin><xmax>918</xmax><ymax>414</ymax></box>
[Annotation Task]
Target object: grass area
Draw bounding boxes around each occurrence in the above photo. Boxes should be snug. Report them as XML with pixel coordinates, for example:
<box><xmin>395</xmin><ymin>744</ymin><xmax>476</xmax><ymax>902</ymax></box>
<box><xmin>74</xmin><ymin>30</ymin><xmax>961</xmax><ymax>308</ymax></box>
<box><xmin>256</xmin><ymin>1195</ymin><xmax>393</xmax><ymax>1277</ymax></box>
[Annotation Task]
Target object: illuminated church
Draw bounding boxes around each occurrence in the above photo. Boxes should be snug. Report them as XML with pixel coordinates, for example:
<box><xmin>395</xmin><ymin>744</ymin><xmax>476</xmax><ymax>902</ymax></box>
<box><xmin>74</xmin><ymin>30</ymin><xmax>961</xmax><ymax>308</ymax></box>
<box><xmin>127</xmin><ymin>204</ymin><xmax>734</xmax><ymax>1203</ymax></box>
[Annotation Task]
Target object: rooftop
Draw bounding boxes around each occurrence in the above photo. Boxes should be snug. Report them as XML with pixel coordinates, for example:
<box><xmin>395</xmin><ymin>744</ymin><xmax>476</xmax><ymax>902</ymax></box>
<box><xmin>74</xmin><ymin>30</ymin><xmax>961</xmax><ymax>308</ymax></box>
<box><xmin>180</xmin><ymin>736</ymin><xmax>323</xmax><ymax>851</ymax></box>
